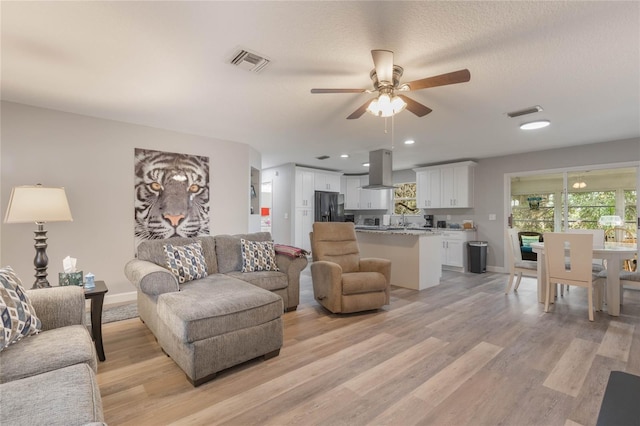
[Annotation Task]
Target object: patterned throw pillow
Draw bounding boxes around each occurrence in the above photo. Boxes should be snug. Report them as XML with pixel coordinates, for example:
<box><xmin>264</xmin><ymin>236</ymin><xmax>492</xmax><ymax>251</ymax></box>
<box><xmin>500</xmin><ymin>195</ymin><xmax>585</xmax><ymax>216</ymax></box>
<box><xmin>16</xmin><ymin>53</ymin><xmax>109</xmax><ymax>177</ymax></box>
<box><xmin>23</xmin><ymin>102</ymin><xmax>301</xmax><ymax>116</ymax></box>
<box><xmin>241</xmin><ymin>239</ymin><xmax>280</xmax><ymax>272</ymax></box>
<box><xmin>163</xmin><ymin>241</ymin><xmax>208</xmax><ymax>284</ymax></box>
<box><xmin>0</xmin><ymin>266</ymin><xmax>42</xmax><ymax>352</ymax></box>
<box><xmin>521</xmin><ymin>235</ymin><xmax>540</xmax><ymax>247</ymax></box>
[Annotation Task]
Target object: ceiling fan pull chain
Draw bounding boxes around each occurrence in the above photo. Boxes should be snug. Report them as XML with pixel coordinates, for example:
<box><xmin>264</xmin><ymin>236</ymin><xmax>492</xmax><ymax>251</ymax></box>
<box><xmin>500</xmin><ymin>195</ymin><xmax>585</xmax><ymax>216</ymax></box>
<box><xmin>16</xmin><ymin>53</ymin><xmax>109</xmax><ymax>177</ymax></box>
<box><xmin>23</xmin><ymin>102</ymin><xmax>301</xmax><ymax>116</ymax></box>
<box><xmin>391</xmin><ymin>114</ymin><xmax>395</xmax><ymax>151</ymax></box>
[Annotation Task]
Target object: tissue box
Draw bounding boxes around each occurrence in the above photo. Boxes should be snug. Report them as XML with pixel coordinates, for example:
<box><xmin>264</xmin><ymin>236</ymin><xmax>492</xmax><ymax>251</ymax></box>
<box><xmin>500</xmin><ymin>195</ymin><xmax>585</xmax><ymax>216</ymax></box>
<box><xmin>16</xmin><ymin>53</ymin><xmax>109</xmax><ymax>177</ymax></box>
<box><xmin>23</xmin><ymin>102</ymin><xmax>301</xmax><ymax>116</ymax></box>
<box><xmin>59</xmin><ymin>271</ymin><xmax>83</xmax><ymax>286</ymax></box>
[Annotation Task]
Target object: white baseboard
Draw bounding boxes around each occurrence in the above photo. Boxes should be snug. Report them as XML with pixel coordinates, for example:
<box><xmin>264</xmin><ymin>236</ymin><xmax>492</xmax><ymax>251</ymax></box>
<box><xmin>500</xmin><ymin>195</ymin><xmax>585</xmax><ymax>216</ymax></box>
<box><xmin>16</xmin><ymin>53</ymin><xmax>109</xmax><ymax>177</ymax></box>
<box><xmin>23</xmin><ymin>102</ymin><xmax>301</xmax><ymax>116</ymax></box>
<box><xmin>104</xmin><ymin>291</ymin><xmax>137</xmax><ymax>307</ymax></box>
<box><xmin>442</xmin><ymin>265</ymin><xmax>507</xmax><ymax>274</ymax></box>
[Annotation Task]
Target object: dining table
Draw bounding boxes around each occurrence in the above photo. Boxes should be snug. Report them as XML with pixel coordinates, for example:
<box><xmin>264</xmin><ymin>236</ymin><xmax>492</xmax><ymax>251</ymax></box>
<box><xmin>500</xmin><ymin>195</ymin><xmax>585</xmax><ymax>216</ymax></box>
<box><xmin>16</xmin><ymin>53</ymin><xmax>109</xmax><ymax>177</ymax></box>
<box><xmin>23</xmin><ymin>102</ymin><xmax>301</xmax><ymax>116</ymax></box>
<box><xmin>531</xmin><ymin>241</ymin><xmax>638</xmax><ymax>316</ymax></box>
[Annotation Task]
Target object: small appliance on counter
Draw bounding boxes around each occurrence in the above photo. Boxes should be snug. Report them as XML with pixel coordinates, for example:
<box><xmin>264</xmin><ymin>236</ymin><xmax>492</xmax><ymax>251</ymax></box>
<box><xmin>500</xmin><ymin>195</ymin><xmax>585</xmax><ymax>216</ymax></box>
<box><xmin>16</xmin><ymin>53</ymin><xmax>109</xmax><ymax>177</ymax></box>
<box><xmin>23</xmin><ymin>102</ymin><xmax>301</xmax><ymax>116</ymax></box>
<box><xmin>344</xmin><ymin>214</ymin><xmax>355</xmax><ymax>223</ymax></box>
<box><xmin>424</xmin><ymin>215</ymin><xmax>434</xmax><ymax>228</ymax></box>
<box><xmin>437</xmin><ymin>220</ymin><xmax>447</xmax><ymax>229</ymax></box>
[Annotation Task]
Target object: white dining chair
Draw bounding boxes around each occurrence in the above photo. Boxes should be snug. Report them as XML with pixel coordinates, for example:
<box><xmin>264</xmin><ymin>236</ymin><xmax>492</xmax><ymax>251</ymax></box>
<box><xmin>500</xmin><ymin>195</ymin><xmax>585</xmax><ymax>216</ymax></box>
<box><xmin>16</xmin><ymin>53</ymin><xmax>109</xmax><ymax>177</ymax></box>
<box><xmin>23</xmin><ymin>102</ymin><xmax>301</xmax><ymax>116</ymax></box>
<box><xmin>567</xmin><ymin>229</ymin><xmax>606</xmax><ymax>272</ymax></box>
<box><xmin>504</xmin><ymin>228</ymin><xmax>538</xmax><ymax>294</ymax></box>
<box><xmin>596</xmin><ymin>268</ymin><xmax>640</xmax><ymax>307</ymax></box>
<box><xmin>543</xmin><ymin>232</ymin><xmax>604</xmax><ymax>321</ymax></box>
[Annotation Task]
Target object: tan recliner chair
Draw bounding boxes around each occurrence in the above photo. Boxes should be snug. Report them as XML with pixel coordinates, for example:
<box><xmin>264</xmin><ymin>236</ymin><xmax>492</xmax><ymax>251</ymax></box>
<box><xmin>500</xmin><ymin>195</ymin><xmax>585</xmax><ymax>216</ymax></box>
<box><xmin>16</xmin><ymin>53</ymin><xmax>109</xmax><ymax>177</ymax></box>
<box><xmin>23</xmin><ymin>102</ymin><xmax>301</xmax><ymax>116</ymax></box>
<box><xmin>309</xmin><ymin>222</ymin><xmax>391</xmax><ymax>313</ymax></box>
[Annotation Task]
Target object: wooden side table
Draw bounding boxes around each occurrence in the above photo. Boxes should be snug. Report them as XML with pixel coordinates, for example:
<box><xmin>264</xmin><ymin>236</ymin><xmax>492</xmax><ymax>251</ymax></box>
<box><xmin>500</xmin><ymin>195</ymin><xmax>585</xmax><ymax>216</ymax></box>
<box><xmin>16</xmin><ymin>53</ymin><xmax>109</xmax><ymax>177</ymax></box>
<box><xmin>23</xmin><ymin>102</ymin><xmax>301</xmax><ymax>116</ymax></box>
<box><xmin>84</xmin><ymin>280</ymin><xmax>108</xmax><ymax>362</ymax></box>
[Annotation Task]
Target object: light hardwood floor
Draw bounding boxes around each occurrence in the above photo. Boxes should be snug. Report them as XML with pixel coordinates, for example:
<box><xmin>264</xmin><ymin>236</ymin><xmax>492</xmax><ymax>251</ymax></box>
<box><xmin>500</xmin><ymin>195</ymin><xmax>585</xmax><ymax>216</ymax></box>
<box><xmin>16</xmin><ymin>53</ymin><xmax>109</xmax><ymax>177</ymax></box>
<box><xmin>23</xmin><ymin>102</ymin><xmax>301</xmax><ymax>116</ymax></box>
<box><xmin>97</xmin><ymin>270</ymin><xmax>640</xmax><ymax>425</ymax></box>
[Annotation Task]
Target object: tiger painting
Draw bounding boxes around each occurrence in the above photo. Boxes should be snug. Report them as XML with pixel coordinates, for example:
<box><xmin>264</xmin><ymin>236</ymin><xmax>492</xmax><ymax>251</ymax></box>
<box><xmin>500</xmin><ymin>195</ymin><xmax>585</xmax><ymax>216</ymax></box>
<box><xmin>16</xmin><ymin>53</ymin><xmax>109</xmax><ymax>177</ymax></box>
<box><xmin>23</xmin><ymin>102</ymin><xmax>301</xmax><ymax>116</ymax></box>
<box><xmin>134</xmin><ymin>148</ymin><xmax>210</xmax><ymax>247</ymax></box>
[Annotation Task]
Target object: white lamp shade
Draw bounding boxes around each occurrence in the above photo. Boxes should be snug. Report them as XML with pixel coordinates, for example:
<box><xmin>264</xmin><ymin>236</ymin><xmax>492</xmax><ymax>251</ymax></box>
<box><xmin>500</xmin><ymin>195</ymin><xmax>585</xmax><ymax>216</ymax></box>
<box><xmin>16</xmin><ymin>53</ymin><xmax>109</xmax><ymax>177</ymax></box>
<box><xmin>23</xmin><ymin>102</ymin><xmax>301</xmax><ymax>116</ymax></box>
<box><xmin>4</xmin><ymin>186</ymin><xmax>73</xmax><ymax>223</ymax></box>
<box><xmin>597</xmin><ymin>215</ymin><xmax>624</xmax><ymax>227</ymax></box>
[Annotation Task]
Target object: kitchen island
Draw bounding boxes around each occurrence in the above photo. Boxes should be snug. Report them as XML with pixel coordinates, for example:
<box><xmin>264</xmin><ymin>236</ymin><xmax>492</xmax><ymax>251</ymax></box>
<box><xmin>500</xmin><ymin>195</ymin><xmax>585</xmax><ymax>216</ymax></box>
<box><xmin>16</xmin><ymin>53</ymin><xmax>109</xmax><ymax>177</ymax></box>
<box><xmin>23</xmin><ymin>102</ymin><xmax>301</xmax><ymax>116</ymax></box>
<box><xmin>356</xmin><ymin>228</ymin><xmax>443</xmax><ymax>290</ymax></box>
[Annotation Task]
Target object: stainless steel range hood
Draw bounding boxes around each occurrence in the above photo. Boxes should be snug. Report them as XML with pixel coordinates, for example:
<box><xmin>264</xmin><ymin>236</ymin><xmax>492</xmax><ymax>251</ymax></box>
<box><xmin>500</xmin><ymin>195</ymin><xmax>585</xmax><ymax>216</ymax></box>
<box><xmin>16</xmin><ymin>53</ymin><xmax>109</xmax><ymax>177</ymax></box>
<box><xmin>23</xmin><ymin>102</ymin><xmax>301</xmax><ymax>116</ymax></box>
<box><xmin>362</xmin><ymin>149</ymin><xmax>395</xmax><ymax>190</ymax></box>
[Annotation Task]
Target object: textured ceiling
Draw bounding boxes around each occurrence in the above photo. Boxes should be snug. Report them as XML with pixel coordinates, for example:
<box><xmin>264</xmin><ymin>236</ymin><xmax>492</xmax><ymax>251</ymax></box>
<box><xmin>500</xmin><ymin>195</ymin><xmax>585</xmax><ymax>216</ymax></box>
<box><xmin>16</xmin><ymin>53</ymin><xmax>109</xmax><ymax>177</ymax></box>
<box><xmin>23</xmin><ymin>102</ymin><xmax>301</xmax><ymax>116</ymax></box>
<box><xmin>2</xmin><ymin>1</ymin><xmax>639</xmax><ymax>173</ymax></box>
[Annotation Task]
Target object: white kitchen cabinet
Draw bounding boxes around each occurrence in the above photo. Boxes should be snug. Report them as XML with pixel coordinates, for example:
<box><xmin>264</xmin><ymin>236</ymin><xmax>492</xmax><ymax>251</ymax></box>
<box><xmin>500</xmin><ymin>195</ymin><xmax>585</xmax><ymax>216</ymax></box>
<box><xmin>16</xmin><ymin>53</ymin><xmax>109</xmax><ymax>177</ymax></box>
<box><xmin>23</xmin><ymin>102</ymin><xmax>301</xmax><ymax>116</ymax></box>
<box><xmin>416</xmin><ymin>168</ymin><xmax>441</xmax><ymax>208</ymax></box>
<box><xmin>440</xmin><ymin>230</ymin><xmax>476</xmax><ymax>272</ymax></box>
<box><xmin>359</xmin><ymin>176</ymin><xmax>390</xmax><ymax>210</ymax></box>
<box><xmin>294</xmin><ymin>208</ymin><xmax>313</xmax><ymax>252</ymax></box>
<box><xmin>295</xmin><ymin>168</ymin><xmax>315</xmax><ymax>208</ymax></box>
<box><xmin>342</xmin><ymin>176</ymin><xmax>389</xmax><ymax>210</ymax></box>
<box><xmin>441</xmin><ymin>164</ymin><xmax>474</xmax><ymax>208</ymax></box>
<box><xmin>314</xmin><ymin>171</ymin><xmax>341</xmax><ymax>192</ymax></box>
<box><xmin>414</xmin><ymin>161</ymin><xmax>476</xmax><ymax>209</ymax></box>
<box><xmin>344</xmin><ymin>176</ymin><xmax>362</xmax><ymax>210</ymax></box>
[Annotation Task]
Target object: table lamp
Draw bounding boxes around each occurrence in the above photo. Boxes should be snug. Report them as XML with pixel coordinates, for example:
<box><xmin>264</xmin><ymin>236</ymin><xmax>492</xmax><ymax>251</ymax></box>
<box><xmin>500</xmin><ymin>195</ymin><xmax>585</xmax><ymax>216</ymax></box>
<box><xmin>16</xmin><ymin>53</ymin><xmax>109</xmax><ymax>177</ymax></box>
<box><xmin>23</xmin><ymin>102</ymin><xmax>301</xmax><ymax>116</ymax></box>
<box><xmin>4</xmin><ymin>185</ymin><xmax>73</xmax><ymax>288</ymax></box>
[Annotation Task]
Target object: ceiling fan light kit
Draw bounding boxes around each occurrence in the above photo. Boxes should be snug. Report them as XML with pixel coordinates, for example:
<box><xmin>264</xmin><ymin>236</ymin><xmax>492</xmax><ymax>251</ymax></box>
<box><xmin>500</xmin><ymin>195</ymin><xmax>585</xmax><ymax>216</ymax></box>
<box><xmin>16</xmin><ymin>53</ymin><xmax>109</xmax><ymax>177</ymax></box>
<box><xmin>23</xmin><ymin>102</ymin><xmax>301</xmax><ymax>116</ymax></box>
<box><xmin>366</xmin><ymin>93</ymin><xmax>407</xmax><ymax>117</ymax></box>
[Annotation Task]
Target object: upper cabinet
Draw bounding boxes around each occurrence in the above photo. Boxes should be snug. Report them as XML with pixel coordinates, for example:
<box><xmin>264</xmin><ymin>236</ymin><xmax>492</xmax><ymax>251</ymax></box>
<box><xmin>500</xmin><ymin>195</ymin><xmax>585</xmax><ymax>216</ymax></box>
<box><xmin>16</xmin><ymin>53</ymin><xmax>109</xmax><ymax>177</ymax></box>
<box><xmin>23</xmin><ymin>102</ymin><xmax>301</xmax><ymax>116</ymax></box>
<box><xmin>414</xmin><ymin>161</ymin><xmax>477</xmax><ymax>209</ymax></box>
<box><xmin>295</xmin><ymin>168</ymin><xmax>315</xmax><ymax>208</ymax></box>
<box><xmin>344</xmin><ymin>176</ymin><xmax>362</xmax><ymax>210</ymax></box>
<box><xmin>314</xmin><ymin>171</ymin><xmax>342</xmax><ymax>192</ymax></box>
<box><xmin>441</xmin><ymin>164</ymin><xmax>474</xmax><ymax>207</ymax></box>
<box><xmin>416</xmin><ymin>168</ymin><xmax>441</xmax><ymax>208</ymax></box>
<box><xmin>295</xmin><ymin>167</ymin><xmax>343</xmax><ymax>208</ymax></box>
<box><xmin>343</xmin><ymin>175</ymin><xmax>390</xmax><ymax>210</ymax></box>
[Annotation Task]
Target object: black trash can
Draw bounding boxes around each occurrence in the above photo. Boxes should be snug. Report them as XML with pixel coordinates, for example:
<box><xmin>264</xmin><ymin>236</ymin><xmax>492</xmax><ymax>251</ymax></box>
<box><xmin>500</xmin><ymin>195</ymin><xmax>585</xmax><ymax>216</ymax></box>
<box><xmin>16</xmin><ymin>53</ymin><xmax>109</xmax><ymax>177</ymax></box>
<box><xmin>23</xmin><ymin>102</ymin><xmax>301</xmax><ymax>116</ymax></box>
<box><xmin>468</xmin><ymin>241</ymin><xmax>488</xmax><ymax>273</ymax></box>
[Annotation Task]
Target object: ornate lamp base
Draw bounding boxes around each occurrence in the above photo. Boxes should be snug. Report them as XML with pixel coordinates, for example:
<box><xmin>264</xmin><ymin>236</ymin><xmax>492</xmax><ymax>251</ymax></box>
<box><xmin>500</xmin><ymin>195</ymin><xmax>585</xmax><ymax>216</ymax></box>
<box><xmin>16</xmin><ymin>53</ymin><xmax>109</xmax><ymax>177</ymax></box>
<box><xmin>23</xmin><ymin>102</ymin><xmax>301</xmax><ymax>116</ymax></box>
<box><xmin>33</xmin><ymin>223</ymin><xmax>50</xmax><ymax>289</ymax></box>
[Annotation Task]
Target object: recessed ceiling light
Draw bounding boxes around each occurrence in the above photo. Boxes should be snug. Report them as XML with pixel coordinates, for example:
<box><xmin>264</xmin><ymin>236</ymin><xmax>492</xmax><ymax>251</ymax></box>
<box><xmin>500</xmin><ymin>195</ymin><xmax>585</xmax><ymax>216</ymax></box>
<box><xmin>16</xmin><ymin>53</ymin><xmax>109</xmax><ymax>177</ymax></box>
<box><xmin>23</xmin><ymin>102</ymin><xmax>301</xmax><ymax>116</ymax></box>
<box><xmin>340</xmin><ymin>154</ymin><xmax>349</xmax><ymax>158</ymax></box>
<box><xmin>362</xmin><ymin>162</ymin><xmax>370</xmax><ymax>167</ymax></box>
<box><xmin>520</xmin><ymin>120</ymin><xmax>550</xmax><ymax>130</ymax></box>
<box><xmin>404</xmin><ymin>139</ymin><xmax>415</xmax><ymax>145</ymax></box>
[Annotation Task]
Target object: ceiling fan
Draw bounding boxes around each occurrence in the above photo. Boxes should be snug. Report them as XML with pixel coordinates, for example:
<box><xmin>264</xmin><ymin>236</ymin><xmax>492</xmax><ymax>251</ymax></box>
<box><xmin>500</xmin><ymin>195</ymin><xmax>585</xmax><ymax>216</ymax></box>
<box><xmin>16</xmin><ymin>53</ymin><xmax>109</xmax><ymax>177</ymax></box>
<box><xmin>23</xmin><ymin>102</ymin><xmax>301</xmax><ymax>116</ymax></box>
<box><xmin>311</xmin><ymin>50</ymin><xmax>470</xmax><ymax>119</ymax></box>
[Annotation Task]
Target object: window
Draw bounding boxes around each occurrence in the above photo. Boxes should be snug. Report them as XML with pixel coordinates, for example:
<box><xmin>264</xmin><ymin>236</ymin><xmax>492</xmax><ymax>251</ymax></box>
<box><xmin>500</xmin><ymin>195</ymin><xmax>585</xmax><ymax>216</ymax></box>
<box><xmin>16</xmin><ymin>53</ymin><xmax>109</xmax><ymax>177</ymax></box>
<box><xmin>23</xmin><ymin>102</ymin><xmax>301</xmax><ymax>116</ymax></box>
<box><xmin>511</xmin><ymin>193</ymin><xmax>555</xmax><ymax>232</ymax></box>
<box><xmin>393</xmin><ymin>183</ymin><xmax>417</xmax><ymax>214</ymax></box>
<box><xmin>566</xmin><ymin>191</ymin><xmax>616</xmax><ymax>229</ymax></box>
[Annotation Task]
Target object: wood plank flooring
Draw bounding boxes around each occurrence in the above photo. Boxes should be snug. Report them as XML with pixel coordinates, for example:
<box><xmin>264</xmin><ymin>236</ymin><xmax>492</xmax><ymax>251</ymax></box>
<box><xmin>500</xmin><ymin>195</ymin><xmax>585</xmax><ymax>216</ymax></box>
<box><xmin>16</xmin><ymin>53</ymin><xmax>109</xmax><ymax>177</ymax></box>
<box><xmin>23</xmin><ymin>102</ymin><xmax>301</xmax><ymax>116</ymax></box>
<box><xmin>97</xmin><ymin>269</ymin><xmax>640</xmax><ymax>425</ymax></box>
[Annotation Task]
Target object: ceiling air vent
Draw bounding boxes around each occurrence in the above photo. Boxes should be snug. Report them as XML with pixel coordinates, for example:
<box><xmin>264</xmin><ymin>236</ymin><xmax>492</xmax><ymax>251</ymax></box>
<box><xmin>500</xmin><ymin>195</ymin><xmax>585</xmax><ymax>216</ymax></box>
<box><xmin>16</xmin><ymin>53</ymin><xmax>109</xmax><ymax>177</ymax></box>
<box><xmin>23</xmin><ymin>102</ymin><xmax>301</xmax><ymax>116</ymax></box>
<box><xmin>507</xmin><ymin>105</ymin><xmax>543</xmax><ymax>118</ymax></box>
<box><xmin>316</xmin><ymin>155</ymin><xmax>330</xmax><ymax>160</ymax></box>
<box><xmin>230</xmin><ymin>49</ymin><xmax>270</xmax><ymax>73</ymax></box>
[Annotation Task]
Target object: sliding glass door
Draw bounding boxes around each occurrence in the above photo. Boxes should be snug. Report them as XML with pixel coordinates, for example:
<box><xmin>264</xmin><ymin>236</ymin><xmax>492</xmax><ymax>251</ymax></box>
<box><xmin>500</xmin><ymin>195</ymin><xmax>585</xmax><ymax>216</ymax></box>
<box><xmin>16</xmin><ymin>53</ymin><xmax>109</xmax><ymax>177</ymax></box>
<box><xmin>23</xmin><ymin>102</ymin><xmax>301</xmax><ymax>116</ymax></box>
<box><xmin>511</xmin><ymin>173</ymin><xmax>562</xmax><ymax>233</ymax></box>
<box><xmin>510</xmin><ymin>166</ymin><xmax>637</xmax><ymax>241</ymax></box>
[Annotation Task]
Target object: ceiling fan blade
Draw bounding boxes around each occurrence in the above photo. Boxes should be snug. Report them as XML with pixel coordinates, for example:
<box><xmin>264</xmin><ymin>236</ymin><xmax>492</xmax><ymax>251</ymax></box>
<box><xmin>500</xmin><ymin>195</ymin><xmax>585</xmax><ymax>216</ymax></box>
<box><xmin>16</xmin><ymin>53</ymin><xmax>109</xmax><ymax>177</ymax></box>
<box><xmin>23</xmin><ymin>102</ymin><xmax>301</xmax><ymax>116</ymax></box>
<box><xmin>311</xmin><ymin>88</ymin><xmax>367</xmax><ymax>94</ymax></box>
<box><xmin>347</xmin><ymin>99</ymin><xmax>373</xmax><ymax>119</ymax></box>
<box><xmin>397</xmin><ymin>95</ymin><xmax>432</xmax><ymax>117</ymax></box>
<box><xmin>405</xmin><ymin>69</ymin><xmax>471</xmax><ymax>91</ymax></box>
<box><xmin>371</xmin><ymin>50</ymin><xmax>394</xmax><ymax>84</ymax></box>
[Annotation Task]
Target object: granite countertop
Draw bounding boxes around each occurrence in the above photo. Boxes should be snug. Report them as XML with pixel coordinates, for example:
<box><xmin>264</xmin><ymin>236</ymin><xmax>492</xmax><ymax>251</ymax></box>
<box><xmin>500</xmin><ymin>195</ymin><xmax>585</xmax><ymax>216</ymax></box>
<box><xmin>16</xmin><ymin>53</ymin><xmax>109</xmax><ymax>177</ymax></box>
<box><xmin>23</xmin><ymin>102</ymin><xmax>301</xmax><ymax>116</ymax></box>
<box><xmin>355</xmin><ymin>225</ymin><xmax>476</xmax><ymax>234</ymax></box>
<box><xmin>354</xmin><ymin>226</ymin><xmax>441</xmax><ymax>236</ymax></box>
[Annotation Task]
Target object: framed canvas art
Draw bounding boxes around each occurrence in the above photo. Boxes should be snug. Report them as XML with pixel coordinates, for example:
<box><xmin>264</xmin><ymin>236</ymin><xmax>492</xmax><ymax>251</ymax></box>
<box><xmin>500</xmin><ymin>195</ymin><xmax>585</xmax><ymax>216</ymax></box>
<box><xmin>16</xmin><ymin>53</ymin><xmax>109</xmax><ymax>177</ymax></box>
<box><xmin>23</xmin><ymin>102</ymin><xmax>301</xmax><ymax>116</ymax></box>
<box><xmin>134</xmin><ymin>148</ymin><xmax>210</xmax><ymax>247</ymax></box>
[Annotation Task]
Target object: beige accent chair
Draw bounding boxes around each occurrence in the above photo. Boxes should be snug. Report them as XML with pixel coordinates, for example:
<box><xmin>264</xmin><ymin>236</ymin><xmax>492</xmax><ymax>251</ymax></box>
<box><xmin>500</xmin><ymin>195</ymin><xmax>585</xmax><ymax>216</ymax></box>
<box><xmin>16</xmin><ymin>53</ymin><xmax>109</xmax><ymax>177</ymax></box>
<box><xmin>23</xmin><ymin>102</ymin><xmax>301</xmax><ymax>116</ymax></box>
<box><xmin>309</xmin><ymin>222</ymin><xmax>391</xmax><ymax>313</ymax></box>
<box><xmin>505</xmin><ymin>228</ymin><xmax>538</xmax><ymax>294</ymax></box>
<box><xmin>543</xmin><ymin>232</ymin><xmax>604</xmax><ymax>321</ymax></box>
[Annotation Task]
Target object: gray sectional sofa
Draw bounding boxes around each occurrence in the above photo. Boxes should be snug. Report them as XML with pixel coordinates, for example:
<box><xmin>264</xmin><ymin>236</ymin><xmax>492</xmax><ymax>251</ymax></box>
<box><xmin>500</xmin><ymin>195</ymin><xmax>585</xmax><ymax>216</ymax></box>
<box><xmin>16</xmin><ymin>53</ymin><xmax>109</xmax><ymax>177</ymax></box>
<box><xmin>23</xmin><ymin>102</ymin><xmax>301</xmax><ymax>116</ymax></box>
<box><xmin>0</xmin><ymin>286</ymin><xmax>105</xmax><ymax>425</ymax></box>
<box><xmin>124</xmin><ymin>232</ymin><xmax>308</xmax><ymax>386</ymax></box>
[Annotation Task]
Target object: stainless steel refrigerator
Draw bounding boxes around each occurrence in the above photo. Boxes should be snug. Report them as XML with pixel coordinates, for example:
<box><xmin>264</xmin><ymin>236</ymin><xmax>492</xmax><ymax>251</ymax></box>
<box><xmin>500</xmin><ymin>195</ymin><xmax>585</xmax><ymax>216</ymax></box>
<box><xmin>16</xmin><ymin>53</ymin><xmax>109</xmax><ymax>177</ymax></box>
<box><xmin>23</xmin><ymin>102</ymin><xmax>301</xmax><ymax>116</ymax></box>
<box><xmin>314</xmin><ymin>191</ymin><xmax>342</xmax><ymax>222</ymax></box>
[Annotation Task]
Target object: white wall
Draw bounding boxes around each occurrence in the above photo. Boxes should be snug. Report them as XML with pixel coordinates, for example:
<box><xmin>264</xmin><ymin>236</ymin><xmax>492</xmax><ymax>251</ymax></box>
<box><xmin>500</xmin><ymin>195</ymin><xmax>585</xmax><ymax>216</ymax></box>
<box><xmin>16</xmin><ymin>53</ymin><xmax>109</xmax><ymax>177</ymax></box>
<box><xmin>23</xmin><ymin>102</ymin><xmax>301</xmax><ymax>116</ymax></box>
<box><xmin>1</xmin><ymin>102</ymin><xmax>258</xmax><ymax>303</ymax></box>
<box><xmin>262</xmin><ymin>163</ymin><xmax>295</xmax><ymax>245</ymax></box>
